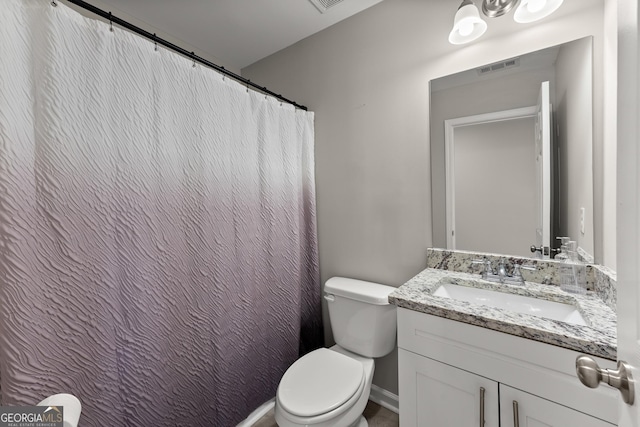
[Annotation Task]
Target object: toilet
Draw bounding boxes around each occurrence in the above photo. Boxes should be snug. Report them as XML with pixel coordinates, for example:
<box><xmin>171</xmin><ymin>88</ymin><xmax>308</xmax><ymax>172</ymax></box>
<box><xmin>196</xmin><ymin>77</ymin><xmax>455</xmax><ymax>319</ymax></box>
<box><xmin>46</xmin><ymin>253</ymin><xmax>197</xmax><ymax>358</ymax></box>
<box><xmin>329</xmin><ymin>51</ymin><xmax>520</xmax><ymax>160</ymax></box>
<box><xmin>275</xmin><ymin>277</ymin><xmax>397</xmax><ymax>427</ymax></box>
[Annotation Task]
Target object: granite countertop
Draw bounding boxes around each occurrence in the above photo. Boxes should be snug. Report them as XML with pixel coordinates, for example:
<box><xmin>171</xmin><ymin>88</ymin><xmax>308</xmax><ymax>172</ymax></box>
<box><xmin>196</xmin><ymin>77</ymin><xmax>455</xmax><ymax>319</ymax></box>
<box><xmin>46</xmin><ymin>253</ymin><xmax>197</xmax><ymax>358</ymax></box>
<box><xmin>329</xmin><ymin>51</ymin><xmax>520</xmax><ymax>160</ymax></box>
<box><xmin>389</xmin><ymin>268</ymin><xmax>617</xmax><ymax>360</ymax></box>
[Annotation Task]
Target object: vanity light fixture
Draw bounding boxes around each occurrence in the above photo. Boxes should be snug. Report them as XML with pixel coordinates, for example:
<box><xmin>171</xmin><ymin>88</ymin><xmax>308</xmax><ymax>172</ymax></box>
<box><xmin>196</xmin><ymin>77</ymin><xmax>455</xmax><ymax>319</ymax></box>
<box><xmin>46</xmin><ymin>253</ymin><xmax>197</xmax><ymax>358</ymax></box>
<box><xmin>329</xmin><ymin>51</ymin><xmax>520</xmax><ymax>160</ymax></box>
<box><xmin>448</xmin><ymin>0</ymin><xmax>488</xmax><ymax>45</ymax></box>
<box><xmin>482</xmin><ymin>0</ymin><xmax>519</xmax><ymax>17</ymax></box>
<box><xmin>449</xmin><ymin>0</ymin><xmax>564</xmax><ymax>45</ymax></box>
<box><xmin>513</xmin><ymin>0</ymin><xmax>564</xmax><ymax>23</ymax></box>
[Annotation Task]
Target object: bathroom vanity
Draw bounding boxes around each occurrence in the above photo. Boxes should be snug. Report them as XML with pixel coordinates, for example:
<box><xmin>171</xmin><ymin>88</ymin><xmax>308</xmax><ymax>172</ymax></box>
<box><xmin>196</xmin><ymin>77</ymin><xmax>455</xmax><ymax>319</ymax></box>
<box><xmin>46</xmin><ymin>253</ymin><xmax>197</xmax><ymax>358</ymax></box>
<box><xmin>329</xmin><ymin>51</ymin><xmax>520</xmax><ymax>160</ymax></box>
<box><xmin>389</xmin><ymin>249</ymin><xmax>618</xmax><ymax>426</ymax></box>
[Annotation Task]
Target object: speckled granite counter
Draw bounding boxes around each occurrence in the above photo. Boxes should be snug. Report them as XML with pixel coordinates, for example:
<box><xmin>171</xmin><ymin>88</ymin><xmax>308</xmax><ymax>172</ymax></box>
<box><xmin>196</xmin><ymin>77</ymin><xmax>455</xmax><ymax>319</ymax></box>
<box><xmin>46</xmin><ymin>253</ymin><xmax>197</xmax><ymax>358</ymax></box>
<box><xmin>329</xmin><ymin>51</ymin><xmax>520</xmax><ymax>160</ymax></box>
<box><xmin>425</xmin><ymin>248</ymin><xmax>617</xmax><ymax>311</ymax></box>
<box><xmin>389</xmin><ymin>267</ymin><xmax>617</xmax><ymax>360</ymax></box>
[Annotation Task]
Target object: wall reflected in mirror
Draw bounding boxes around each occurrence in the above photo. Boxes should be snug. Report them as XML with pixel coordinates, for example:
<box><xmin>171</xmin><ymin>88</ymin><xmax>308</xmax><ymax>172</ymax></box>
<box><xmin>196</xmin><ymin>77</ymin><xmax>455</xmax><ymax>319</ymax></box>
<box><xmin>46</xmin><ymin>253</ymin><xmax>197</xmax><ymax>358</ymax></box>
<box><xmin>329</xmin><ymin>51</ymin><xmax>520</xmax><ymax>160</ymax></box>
<box><xmin>430</xmin><ymin>37</ymin><xmax>594</xmax><ymax>260</ymax></box>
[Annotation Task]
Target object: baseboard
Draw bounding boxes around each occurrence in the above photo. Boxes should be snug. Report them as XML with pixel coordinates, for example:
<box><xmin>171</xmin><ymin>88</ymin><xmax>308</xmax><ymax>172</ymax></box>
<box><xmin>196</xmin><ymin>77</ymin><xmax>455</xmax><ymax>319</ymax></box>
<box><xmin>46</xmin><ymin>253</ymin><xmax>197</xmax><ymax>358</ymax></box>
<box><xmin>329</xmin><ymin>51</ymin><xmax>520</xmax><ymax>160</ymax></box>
<box><xmin>236</xmin><ymin>398</ymin><xmax>275</xmax><ymax>427</ymax></box>
<box><xmin>369</xmin><ymin>384</ymin><xmax>399</xmax><ymax>414</ymax></box>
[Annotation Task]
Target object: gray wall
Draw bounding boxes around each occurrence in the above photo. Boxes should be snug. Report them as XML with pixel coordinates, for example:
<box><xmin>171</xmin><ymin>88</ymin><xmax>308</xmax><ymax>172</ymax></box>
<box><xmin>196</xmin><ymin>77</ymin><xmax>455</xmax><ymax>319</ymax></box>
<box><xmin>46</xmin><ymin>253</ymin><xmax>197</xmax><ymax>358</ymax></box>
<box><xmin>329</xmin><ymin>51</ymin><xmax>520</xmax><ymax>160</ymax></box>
<box><xmin>243</xmin><ymin>0</ymin><xmax>610</xmax><ymax>395</ymax></box>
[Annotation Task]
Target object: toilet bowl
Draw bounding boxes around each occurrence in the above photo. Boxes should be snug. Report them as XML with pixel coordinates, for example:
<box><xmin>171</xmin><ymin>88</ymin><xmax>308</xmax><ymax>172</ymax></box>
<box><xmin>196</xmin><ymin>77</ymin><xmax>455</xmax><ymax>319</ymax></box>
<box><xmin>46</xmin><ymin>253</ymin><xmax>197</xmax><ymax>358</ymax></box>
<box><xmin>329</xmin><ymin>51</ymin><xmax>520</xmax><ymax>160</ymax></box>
<box><xmin>275</xmin><ymin>346</ymin><xmax>374</xmax><ymax>427</ymax></box>
<box><xmin>274</xmin><ymin>277</ymin><xmax>397</xmax><ymax>427</ymax></box>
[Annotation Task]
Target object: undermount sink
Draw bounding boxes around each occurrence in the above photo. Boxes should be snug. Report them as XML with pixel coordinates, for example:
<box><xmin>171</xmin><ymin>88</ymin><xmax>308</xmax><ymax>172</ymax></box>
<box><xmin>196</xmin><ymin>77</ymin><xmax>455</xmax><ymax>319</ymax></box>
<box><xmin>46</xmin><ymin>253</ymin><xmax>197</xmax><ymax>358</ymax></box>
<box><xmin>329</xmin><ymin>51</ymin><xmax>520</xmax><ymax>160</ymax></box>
<box><xmin>433</xmin><ymin>283</ymin><xmax>587</xmax><ymax>326</ymax></box>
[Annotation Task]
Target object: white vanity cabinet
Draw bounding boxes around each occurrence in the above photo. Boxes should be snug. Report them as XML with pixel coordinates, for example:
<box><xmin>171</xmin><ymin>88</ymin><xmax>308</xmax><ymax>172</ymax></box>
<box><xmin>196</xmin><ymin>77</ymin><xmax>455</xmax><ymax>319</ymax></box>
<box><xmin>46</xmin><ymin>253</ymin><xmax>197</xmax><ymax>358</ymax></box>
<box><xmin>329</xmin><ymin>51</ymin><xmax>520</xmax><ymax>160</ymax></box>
<box><xmin>397</xmin><ymin>307</ymin><xmax>618</xmax><ymax>426</ymax></box>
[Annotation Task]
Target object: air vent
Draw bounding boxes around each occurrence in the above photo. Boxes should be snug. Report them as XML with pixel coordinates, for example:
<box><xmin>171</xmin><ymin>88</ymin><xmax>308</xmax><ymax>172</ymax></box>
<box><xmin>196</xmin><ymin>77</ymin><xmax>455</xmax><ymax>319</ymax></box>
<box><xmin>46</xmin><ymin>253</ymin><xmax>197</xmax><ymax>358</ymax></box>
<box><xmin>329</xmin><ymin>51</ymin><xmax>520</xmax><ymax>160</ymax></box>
<box><xmin>477</xmin><ymin>58</ymin><xmax>520</xmax><ymax>75</ymax></box>
<box><xmin>308</xmin><ymin>0</ymin><xmax>345</xmax><ymax>13</ymax></box>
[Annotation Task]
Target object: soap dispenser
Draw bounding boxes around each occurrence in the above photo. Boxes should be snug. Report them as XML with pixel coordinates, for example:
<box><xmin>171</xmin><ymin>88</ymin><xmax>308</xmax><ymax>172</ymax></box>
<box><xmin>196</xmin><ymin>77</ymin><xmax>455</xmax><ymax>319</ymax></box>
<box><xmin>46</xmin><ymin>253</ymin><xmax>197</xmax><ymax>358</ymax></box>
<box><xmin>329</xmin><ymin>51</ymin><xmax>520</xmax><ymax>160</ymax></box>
<box><xmin>554</xmin><ymin>236</ymin><xmax>570</xmax><ymax>261</ymax></box>
<box><xmin>559</xmin><ymin>241</ymin><xmax>587</xmax><ymax>294</ymax></box>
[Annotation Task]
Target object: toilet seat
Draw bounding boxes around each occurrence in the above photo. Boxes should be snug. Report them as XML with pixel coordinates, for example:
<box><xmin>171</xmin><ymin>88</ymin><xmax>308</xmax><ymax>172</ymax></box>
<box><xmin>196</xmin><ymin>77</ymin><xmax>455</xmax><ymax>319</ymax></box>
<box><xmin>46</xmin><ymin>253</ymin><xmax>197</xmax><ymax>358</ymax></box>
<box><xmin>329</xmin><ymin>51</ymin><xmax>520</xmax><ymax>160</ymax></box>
<box><xmin>277</xmin><ymin>348</ymin><xmax>365</xmax><ymax>417</ymax></box>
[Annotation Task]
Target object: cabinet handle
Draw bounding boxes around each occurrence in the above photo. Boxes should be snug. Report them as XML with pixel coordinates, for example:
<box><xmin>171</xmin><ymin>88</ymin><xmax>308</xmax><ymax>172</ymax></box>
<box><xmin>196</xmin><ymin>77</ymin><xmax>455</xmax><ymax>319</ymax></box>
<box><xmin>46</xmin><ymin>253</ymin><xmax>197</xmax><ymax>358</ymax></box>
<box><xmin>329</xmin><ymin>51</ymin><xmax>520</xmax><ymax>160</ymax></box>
<box><xmin>512</xmin><ymin>400</ymin><xmax>519</xmax><ymax>427</ymax></box>
<box><xmin>479</xmin><ymin>387</ymin><xmax>485</xmax><ymax>427</ymax></box>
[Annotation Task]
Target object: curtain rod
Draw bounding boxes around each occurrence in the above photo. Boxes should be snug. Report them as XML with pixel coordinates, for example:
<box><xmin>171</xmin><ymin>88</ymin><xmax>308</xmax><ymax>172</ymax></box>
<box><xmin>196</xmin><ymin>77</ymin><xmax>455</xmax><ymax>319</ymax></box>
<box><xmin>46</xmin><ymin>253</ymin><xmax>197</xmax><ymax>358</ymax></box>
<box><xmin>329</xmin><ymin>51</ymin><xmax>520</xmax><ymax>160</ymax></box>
<box><xmin>56</xmin><ymin>0</ymin><xmax>308</xmax><ymax>111</ymax></box>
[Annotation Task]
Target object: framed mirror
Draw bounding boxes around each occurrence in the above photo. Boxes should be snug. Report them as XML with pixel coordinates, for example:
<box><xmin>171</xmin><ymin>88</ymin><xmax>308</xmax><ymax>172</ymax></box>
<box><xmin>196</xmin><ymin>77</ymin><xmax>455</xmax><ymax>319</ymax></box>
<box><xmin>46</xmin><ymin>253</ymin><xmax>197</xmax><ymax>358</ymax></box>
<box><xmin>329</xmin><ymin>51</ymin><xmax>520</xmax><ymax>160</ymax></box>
<box><xmin>430</xmin><ymin>36</ymin><xmax>594</xmax><ymax>260</ymax></box>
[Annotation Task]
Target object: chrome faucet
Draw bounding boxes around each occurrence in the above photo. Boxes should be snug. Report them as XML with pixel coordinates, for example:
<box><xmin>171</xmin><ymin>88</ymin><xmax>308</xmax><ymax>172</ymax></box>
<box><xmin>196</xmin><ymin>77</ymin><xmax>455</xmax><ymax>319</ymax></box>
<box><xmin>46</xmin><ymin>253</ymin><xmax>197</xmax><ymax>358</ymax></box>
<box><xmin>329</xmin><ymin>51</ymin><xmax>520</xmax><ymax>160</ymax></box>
<box><xmin>471</xmin><ymin>258</ymin><xmax>493</xmax><ymax>280</ymax></box>
<box><xmin>497</xmin><ymin>260</ymin><xmax>508</xmax><ymax>282</ymax></box>
<box><xmin>472</xmin><ymin>258</ymin><xmax>536</xmax><ymax>285</ymax></box>
<box><xmin>511</xmin><ymin>263</ymin><xmax>537</xmax><ymax>285</ymax></box>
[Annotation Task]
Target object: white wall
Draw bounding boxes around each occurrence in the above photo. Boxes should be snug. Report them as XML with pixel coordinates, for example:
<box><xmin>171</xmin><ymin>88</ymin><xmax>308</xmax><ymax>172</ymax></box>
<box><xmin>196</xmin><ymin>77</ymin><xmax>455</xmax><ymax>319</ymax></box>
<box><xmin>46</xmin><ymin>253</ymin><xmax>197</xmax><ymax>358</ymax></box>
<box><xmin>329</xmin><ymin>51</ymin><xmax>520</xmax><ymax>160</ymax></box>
<box><xmin>243</xmin><ymin>0</ymin><xmax>609</xmax><ymax>394</ymax></box>
<box><xmin>555</xmin><ymin>37</ymin><xmax>595</xmax><ymax>257</ymax></box>
<box><xmin>454</xmin><ymin>118</ymin><xmax>537</xmax><ymax>257</ymax></box>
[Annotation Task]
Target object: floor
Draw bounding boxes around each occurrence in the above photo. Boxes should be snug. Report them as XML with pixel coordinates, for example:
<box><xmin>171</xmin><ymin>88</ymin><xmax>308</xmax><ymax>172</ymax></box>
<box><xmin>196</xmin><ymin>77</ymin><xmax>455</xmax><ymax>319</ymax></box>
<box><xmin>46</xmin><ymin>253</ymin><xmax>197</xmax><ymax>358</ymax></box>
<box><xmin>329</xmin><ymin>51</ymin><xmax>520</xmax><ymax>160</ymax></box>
<box><xmin>253</xmin><ymin>401</ymin><xmax>399</xmax><ymax>427</ymax></box>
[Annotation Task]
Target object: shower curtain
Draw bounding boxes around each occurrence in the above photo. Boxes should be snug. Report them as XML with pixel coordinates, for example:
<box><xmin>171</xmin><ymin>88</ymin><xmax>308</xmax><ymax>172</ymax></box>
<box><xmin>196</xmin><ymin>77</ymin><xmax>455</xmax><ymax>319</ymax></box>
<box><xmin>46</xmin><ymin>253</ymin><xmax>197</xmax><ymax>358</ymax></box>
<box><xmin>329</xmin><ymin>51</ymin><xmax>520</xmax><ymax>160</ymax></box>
<box><xmin>0</xmin><ymin>1</ymin><xmax>322</xmax><ymax>426</ymax></box>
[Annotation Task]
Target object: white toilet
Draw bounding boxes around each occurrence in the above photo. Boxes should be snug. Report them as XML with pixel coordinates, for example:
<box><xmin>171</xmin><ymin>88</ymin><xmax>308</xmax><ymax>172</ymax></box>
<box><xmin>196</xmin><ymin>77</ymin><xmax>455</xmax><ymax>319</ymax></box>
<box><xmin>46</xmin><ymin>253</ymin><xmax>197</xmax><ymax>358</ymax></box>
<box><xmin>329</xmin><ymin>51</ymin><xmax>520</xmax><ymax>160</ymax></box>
<box><xmin>275</xmin><ymin>277</ymin><xmax>397</xmax><ymax>427</ymax></box>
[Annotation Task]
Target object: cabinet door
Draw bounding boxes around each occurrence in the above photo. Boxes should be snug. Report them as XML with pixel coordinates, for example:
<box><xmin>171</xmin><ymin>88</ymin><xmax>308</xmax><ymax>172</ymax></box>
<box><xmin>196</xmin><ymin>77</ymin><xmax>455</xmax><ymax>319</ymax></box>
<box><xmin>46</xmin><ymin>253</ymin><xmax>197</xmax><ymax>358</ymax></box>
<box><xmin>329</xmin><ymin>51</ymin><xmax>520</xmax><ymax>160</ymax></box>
<box><xmin>399</xmin><ymin>349</ymin><xmax>499</xmax><ymax>427</ymax></box>
<box><xmin>499</xmin><ymin>385</ymin><xmax>616</xmax><ymax>427</ymax></box>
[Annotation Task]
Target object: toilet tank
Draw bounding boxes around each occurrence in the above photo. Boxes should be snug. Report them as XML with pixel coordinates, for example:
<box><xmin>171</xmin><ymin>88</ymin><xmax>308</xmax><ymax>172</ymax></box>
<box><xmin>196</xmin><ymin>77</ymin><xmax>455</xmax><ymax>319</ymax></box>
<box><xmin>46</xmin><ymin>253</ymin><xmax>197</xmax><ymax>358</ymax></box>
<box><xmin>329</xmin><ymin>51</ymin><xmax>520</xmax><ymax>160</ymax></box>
<box><xmin>324</xmin><ymin>277</ymin><xmax>397</xmax><ymax>358</ymax></box>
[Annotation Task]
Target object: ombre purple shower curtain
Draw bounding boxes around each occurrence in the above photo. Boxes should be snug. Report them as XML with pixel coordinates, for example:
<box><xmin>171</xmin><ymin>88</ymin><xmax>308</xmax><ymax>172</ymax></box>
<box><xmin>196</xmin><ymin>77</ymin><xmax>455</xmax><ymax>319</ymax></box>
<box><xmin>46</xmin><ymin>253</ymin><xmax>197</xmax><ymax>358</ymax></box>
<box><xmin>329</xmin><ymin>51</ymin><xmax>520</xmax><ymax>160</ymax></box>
<box><xmin>0</xmin><ymin>1</ymin><xmax>322</xmax><ymax>425</ymax></box>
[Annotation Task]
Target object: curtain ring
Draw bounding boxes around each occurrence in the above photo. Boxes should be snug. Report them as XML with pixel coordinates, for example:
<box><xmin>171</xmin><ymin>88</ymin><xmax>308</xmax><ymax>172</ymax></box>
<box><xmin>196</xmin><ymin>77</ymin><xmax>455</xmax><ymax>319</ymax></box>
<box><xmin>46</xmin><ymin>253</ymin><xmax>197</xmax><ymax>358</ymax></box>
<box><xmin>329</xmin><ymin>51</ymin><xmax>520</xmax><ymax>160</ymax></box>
<box><xmin>153</xmin><ymin>33</ymin><xmax>158</xmax><ymax>52</ymax></box>
<box><xmin>109</xmin><ymin>12</ymin><xmax>114</xmax><ymax>32</ymax></box>
<box><xmin>51</xmin><ymin>0</ymin><xmax>58</xmax><ymax>7</ymax></box>
<box><xmin>191</xmin><ymin>52</ymin><xmax>196</xmax><ymax>68</ymax></box>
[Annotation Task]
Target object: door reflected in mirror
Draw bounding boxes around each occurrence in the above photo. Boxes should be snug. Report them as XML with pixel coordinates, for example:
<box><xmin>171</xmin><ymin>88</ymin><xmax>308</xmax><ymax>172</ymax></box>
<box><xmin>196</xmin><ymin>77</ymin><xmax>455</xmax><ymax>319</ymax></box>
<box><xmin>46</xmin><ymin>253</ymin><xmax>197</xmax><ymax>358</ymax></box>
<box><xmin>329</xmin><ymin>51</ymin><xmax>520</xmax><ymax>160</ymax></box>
<box><xmin>430</xmin><ymin>37</ymin><xmax>594</xmax><ymax>260</ymax></box>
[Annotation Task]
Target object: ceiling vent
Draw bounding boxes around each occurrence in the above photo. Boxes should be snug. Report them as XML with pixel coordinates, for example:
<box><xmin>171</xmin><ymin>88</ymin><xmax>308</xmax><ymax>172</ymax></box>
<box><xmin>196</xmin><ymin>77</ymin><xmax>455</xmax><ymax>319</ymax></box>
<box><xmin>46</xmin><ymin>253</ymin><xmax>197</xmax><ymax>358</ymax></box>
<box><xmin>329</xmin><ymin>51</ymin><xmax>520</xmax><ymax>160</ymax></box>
<box><xmin>477</xmin><ymin>58</ymin><xmax>520</xmax><ymax>75</ymax></box>
<box><xmin>308</xmin><ymin>0</ymin><xmax>345</xmax><ymax>13</ymax></box>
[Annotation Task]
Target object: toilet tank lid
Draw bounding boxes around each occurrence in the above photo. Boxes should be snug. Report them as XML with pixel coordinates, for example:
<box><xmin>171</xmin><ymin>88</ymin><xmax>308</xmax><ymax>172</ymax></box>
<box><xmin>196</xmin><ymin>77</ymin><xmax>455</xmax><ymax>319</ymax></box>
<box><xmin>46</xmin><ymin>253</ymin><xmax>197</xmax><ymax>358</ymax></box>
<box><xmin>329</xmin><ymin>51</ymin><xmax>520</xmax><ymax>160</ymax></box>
<box><xmin>324</xmin><ymin>277</ymin><xmax>396</xmax><ymax>305</ymax></box>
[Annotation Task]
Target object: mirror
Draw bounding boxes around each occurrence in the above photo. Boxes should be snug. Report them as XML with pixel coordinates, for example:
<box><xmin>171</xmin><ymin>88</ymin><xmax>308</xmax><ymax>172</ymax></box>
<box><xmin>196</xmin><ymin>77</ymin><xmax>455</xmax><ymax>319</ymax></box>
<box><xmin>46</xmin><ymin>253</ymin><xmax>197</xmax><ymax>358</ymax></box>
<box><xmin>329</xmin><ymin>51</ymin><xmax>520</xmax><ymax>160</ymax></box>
<box><xmin>430</xmin><ymin>37</ymin><xmax>594</xmax><ymax>260</ymax></box>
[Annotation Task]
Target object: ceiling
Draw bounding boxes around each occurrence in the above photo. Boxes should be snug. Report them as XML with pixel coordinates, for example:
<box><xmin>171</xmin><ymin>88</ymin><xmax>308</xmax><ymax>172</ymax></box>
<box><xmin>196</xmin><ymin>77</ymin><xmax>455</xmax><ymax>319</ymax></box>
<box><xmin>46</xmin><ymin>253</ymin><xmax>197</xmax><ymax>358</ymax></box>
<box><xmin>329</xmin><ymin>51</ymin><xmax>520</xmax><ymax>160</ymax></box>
<box><xmin>75</xmin><ymin>0</ymin><xmax>385</xmax><ymax>72</ymax></box>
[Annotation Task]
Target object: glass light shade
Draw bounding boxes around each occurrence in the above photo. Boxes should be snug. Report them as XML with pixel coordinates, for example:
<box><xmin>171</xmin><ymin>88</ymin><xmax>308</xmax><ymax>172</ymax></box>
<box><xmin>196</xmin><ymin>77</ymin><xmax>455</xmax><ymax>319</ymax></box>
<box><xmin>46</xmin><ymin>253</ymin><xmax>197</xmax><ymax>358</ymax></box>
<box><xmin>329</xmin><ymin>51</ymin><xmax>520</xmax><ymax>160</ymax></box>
<box><xmin>514</xmin><ymin>0</ymin><xmax>564</xmax><ymax>23</ymax></box>
<box><xmin>448</xmin><ymin>2</ymin><xmax>488</xmax><ymax>45</ymax></box>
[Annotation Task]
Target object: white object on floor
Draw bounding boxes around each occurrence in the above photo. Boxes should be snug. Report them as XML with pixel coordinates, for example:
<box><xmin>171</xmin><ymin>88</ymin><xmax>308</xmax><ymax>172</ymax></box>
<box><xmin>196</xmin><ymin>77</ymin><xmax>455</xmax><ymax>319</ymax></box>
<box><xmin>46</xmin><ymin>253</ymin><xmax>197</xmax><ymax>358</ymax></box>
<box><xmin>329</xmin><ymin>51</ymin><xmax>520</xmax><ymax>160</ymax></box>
<box><xmin>37</xmin><ymin>393</ymin><xmax>81</xmax><ymax>427</ymax></box>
